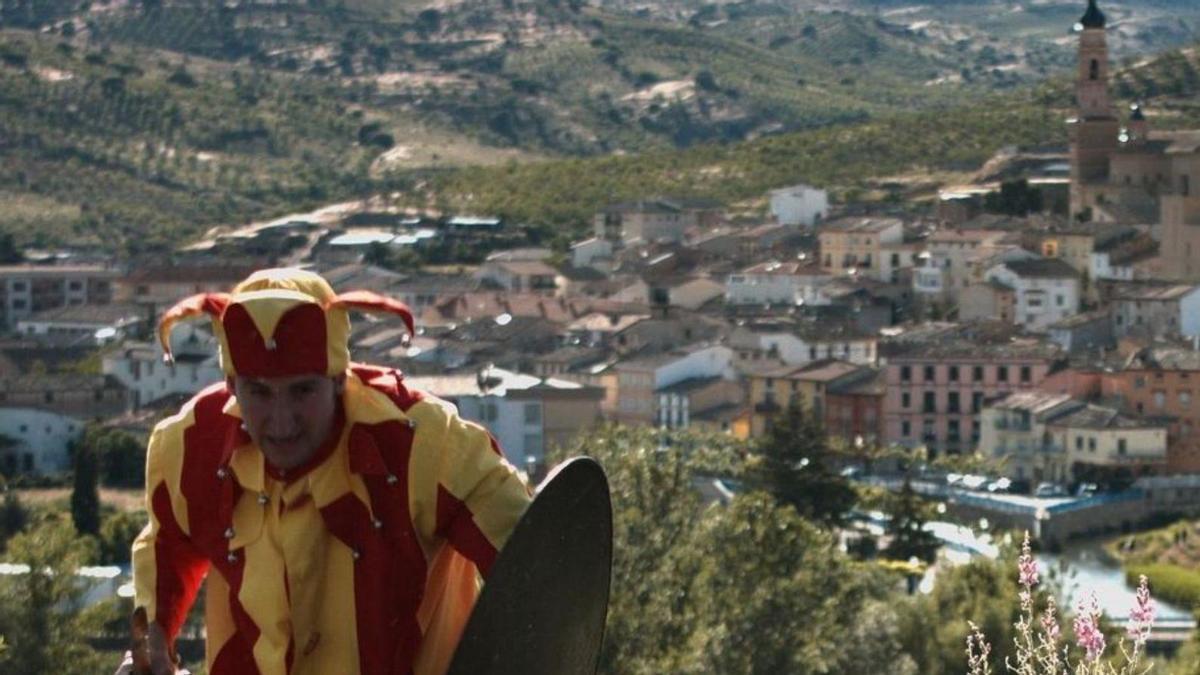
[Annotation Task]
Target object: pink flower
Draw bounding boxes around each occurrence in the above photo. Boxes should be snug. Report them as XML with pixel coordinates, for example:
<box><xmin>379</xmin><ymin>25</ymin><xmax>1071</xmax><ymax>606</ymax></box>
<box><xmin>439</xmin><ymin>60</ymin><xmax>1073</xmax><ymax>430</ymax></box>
<box><xmin>1041</xmin><ymin>595</ymin><xmax>1061</xmax><ymax>642</ymax></box>
<box><xmin>1018</xmin><ymin>532</ymin><xmax>1039</xmax><ymax>589</ymax></box>
<box><xmin>1127</xmin><ymin>575</ymin><xmax>1155</xmax><ymax>640</ymax></box>
<box><xmin>1074</xmin><ymin>593</ymin><xmax>1106</xmax><ymax>662</ymax></box>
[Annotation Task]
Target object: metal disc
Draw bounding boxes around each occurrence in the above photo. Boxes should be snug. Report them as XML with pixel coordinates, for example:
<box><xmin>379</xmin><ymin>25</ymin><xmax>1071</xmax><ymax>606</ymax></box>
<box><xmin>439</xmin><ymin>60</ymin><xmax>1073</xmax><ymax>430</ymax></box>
<box><xmin>447</xmin><ymin>457</ymin><xmax>613</xmax><ymax>675</ymax></box>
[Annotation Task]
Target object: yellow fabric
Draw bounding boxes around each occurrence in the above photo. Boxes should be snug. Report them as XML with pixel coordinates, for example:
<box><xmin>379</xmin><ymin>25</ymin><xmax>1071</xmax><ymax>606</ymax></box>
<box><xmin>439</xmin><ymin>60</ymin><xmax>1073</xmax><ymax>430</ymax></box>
<box><xmin>131</xmin><ymin>369</ymin><xmax>532</xmax><ymax>674</ymax></box>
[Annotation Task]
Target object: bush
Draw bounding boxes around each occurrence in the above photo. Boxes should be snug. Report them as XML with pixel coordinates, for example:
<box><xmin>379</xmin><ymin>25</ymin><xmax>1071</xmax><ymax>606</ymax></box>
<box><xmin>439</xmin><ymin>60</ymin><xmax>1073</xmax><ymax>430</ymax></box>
<box><xmin>1126</xmin><ymin>563</ymin><xmax>1200</xmax><ymax>611</ymax></box>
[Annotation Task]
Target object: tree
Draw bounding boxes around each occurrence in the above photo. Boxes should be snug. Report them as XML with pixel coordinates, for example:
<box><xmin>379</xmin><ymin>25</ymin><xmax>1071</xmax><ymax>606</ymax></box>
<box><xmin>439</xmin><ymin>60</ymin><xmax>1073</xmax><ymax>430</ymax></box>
<box><xmin>70</xmin><ymin>443</ymin><xmax>101</xmax><ymax>536</ymax></box>
<box><xmin>98</xmin><ymin>510</ymin><xmax>145</xmax><ymax>564</ymax></box>
<box><xmin>883</xmin><ymin>477</ymin><xmax>940</xmax><ymax>565</ymax></box>
<box><xmin>0</xmin><ymin>492</ymin><xmax>27</xmax><ymax>550</ymax></box>
<box><xmin>0</xmin><ymin>519</ymin><xmax>108</xmax><ymax>675</ymax></box>
<box><xmin>983</xmin><ymin>179</ymin><xmax>1043</xmax><ymax>216</ymax></box>
<box><xmin>749</xmin><ymin>402</ymin><xmax>857</xmax><ymax>527</ymax></box>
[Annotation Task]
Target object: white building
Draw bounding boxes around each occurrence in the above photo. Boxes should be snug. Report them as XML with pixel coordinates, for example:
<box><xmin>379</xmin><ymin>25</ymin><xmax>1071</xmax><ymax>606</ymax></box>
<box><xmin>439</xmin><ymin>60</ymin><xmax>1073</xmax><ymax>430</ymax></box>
<box><xmin>101</xmin><ymin>323</ymin><xmax>223</xmax><ymax>409</ymax></box>
<box><xmin>729</xmin><ymin>326</ymin><xmax>877</xmax><ymax>367</ymax></box>
<box><xmin>768</xmin><ymin>184</ymin><xmax>829</xmax><ymax>227</ymax></box>
<box><xmin>570</xmin><ymin>238</ymin><xmax>614</xmax><ymax>272</ymax></box>
<box><xmin>1108</xmin><ymin>283</ymin><xmax>1200</xmax><ymax>339</ymax></box>
<box><xmin>984</xmin><ymin>258</ymin><xmax>1080</xmax><ymax>332</ymax></box>
<box><xmin>16</xmin><ymin>303</ymin><xmax>144</xmax><ymax>346</ymax></box>
<box><xmin>912</xmin><ymin>229</ymin><xmax>1013</xmax><ymax>300</ymax></box>
<box><xmin>0</xmin><ymin>407</ymin><xmax>83</xmax><ymax>475</ymax></box>
<box><xmin>475</xmin><ymin>260</ymin><xmax>559</xmax><ymax>294</ymax></box>
<box><xmin>725</xmin><ymin>261</ymin><xmax>831</xmax><ymax>306</ymax></box>
<box><xmin>406</xmin><ymin>367</ymin><xmax>604</xmax><ymax>470</ymax></box>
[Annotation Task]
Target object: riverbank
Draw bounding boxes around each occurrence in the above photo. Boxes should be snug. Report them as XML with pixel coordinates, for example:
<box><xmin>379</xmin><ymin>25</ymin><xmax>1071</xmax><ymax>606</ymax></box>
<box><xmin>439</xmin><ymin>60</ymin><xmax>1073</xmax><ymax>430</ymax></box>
<box><xmin>1106</xmin><ymin>519</ymin><xmax>1200</xmax><ymax>614</ymax></box>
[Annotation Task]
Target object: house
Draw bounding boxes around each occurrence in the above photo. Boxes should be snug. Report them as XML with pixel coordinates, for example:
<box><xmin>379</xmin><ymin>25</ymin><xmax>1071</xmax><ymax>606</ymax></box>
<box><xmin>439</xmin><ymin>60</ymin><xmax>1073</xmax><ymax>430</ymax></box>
<box><xmin>912</xmin><ymin>228</ymin><xmax>1012</xmax><ymax>301</ymax></box>
<box><xmin>594</xmin><ymin>200</ymin><xmax>694</xmax><ymax>245</ymax></box>
<box><xmin>984</xmin><ymin>258</ymin><xmax>1080</xmax><ymax>332</ymax></box>
<box><xmin>405</xmin><ymin>366</ymin><xmax>604</xmax><ymax>472</ymax></box>
<box><xmin>725</xmin><ymin>261</ymin><xmax>831</xmax><ymax>307</ymax></box>
<box><xmin>743</xmin><ymin>360</ymin><xmax>881</xmax><ymax>441</ymax></box>
<box><xmin>570</xmin><ymin>238</ymin><xmax>614</xmax><ymax>273</ymax></box>
<box><xmin>0</xmin><ymin>265</ymin><xmax>119</xmax><ymax>329</ymax></box>
<box><xmin>656</xmin><ymin>375</ymin><xmax>744</xmax><ymax>432</ymax></box>
<box><xmin>611</xmin><ymin>343</ymin><xmax>736</xmax><ymax>426</ymax></box>
<box><xmin>979</xmin><ymin>391</ymin><xmax>1167</xmax><ymax>484</ymax></box>
<box><xmin>728</xmin><ymin>321</ymin><xmax>878</xmax><ymax>367</ymax></box>
<box><xmin>475</xmin><ymin>260</ymin><xmax>559</xmax><ymax>294</ymax></box>
<box><xmin>1107</xmin><ymin>282</ymin><xmax>1200</xmax><ymax>339</ymax></box>
<box><xmin>0</xmin><ymin>373</ymin><xmax>128</xmax><ymax>419</ymax></box>
<box><xmin>114</xmin><ymin>265</ymin><xmax>257</xmax><ymax>308</ymax></box>
<box><xmin>768</xmin><ymin>184</ymin><xmax>829</xmax><ymax>226</ymax></box>
<box><xmin>882</xmin><ymin>326</ymin><xmax>1063</xmax><ymax>456</ymax></box>
<box><xmin>0</xmin><ymin>407</ymin><xmax>85</xmax><ymax>475</ymax></box>
<box><xmin>818</xmin><ymin>217</ymin><xmax>905</xmax><ymax>282</ymax></box>
<box><xmin>16</xmin><ymin>303</ymin><xmax>145</xmax><ymax>346</ymax></box>
<box><xmin>1047</xmin><ymin>310</ymin><xmax>1114</xmax><ymax>353</ymax></box>
<box><xmin>102</xmin><ymin>323</ymin><xmax>223</xmax><ymax>409</ymax></box>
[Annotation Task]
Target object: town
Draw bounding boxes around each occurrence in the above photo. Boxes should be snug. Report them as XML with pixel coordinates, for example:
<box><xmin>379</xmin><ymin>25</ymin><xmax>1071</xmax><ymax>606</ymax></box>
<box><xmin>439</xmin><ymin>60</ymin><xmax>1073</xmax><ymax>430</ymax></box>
<box><xmin>2</xmin><ymin>0</ymin><xmax>1200</xmax><ymax>673</ymax></box>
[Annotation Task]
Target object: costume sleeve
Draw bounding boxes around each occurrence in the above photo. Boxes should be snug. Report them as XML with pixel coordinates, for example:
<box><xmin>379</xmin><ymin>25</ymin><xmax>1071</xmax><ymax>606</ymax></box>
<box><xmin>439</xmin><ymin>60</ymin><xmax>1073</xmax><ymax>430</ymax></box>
<box><xmin>430</xmin><ymin>411</ymin><xmax>532</xmax><ymax>577</ymax></box>
<box><xmin>131</xmin><ymin>420</ymin><xmax>210</xmax><ymax>643</ymax></box>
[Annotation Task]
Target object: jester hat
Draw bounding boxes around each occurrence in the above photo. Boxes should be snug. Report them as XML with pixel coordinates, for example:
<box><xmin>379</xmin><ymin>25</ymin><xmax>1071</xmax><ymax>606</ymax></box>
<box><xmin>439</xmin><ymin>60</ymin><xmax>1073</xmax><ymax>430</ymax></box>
<box><xmin>157</xmin><ymin>268</ymin><xmax>414</xmax><ymax>378</ymax></box>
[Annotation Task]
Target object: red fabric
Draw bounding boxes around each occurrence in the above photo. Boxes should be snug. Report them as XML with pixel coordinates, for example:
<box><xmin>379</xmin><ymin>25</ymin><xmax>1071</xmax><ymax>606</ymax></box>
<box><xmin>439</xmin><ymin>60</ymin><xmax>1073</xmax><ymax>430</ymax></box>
<box><xmin>150</xmin><ymin>484</ymin><xmax>209</xmax><ymax>641</ymax></box>
<box><xmin>222</xmin><ymin>302</ymin><xmax>328</xmax><ymax>377</ymax></box>
<box><xmin>352</xmin><ymin>364</ymin><xmax>424</xmax><ymax>412</ymax></box>
<box><xmin>329</xmin><ymin>291</ymin><xmax>415</xmax><ymax>336</ymax></box>
<box><xmin>436</xmin><ymin>485</ymin><xmax>498</xmax><ymax>577</ymax></box>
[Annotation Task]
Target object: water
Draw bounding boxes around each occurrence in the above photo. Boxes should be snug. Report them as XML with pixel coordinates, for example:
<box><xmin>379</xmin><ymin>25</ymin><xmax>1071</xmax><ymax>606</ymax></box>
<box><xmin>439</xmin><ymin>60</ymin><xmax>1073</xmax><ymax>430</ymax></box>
<box><xmin>1038</xmin><ymin>543</ymin><xmax>1195</xmax><ymax>623</ymax></box>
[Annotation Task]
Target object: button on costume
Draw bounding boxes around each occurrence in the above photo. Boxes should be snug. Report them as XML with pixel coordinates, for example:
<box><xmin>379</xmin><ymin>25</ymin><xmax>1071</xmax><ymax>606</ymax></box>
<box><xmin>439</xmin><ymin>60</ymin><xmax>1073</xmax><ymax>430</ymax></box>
<box><xmin>131</xmin><ymin>269</ymin><xmax>532</xmax><ymax>675</ymax></box>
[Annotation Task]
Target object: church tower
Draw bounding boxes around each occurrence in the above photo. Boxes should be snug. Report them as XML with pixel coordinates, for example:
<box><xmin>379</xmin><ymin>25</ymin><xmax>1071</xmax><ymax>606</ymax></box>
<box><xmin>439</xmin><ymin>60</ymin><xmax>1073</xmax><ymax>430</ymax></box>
<box><xmin>1068</xmin><ymin>0</ymin><xmax>1120</xmax><ymax>219</ymax></box>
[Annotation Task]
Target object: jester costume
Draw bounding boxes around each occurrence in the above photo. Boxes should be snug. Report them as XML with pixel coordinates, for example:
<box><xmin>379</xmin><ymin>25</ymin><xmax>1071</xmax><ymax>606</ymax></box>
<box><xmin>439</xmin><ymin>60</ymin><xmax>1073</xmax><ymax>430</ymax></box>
<box><xmin>131</xmin><ymin>269</ymin><xmax>532</xmax><ymax>675</ymax></box>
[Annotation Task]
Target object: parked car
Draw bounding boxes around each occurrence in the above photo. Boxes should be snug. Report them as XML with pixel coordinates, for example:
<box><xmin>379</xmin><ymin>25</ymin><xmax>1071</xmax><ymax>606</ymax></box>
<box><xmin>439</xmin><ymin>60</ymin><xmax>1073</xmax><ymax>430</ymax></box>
<box><xmin>1034</xmin><ymin>482</ymin><xmax>1068</xmax><ymax>498</ymax></box>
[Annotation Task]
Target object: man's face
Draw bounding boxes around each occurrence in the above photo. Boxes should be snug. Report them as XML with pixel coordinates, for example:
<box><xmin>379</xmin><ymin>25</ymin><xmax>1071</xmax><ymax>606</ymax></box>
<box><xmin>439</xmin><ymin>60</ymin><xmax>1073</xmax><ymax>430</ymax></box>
<box><xmin>232</xmin><ymin>374</ymin><xmax>343</xmax><ymax>470</ymax></box>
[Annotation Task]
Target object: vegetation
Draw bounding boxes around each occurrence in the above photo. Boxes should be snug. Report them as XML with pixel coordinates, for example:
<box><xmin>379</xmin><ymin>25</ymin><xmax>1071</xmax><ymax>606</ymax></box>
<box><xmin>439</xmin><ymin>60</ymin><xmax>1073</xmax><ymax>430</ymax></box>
<box><xmin>69</xmin><ymin>442</ymin><xmax>100</xmax><ymax>536</ymax></box>
<box><xmin>1109</xmin><ymin>519</ymin><xmax>1200</xmax><ymax>609</ymax></box>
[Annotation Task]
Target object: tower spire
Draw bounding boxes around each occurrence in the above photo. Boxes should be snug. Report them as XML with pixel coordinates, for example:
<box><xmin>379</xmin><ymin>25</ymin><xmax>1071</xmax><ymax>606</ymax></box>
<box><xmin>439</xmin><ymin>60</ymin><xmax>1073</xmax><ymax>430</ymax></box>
<box><xmin>1079</xmin><ymin>0</ymin><xmax>1106</xmax><ymax>30</ymax></box>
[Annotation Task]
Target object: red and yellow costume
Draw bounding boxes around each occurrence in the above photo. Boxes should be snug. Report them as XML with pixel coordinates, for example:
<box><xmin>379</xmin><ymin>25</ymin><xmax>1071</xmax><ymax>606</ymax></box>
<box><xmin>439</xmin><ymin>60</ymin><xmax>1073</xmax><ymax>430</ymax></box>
<box><xmin>132</xmin><ymin>269</ymin><xmax>531</xmax><ymax>675</ymax></box>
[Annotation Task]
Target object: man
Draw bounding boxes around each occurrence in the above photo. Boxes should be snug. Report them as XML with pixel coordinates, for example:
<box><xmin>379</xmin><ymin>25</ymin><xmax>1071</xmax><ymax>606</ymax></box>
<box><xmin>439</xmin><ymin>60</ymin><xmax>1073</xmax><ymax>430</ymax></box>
<box><xmin>118</xmin><ymin>268</ymin><xmax>532</xmax><ymax>675</ymax></box>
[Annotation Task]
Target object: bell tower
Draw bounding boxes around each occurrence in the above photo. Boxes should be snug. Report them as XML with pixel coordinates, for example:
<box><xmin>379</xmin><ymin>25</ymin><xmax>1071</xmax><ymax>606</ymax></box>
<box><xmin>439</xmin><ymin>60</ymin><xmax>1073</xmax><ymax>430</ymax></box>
<box><xmin>1068</xmin><ymin>0</ymin><xmax>1120</xmax><ymax>220</ymax></box>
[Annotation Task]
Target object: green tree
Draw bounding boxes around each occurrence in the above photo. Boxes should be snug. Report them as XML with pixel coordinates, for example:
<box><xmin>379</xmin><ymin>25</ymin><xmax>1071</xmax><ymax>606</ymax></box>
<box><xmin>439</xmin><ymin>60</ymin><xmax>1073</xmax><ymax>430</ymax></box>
<box><xmin>85</xmin><ymin>426</ymin><xmax>144</xmax><ymax>489</ymax></box>
<box><xmin>0</xmin><ymin>519</ymin><xmax>108</xmax><ymax>675</ymax></box>
<box><xmin>749</xmin><ymin>402</ymin><xmax>857</xmax><ymax>527</ymax></box>
<box><xmin>99</xmin><ymin>510</ymin><xmax>145</xmax><ymax>565</ymax></box>
<box><xmin>884</xmin><ymin>477</ymin><xmax>940</xmax><ymax>565</ymax></box>
<box><xmin>0</xmin><ymin>492</ymin><xmax>28</xmax><ymax>551</ymax></box>
<box><xmin>70</xmin><ymin>443</ymin><xmax>101</xmax><ymax>536</ymax></box>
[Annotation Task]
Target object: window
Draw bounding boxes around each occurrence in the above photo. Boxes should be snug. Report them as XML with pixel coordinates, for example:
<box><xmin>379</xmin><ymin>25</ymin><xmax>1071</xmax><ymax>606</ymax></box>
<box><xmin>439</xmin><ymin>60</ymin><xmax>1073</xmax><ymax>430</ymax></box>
<box><xmin>11</xmin><ymin>281</ymin><xmax>25</xmax><ymax>292</ymax></box>
<box><xmin>972</xmin><ymin>392</ymin><xmax>984</xmax><ymax>413</ymax></box>
<box><xmin>1181</xmin><ymin>391</ymin><xmax>1192</xmax><ymax>407</ymax></box>
<box><xmin>922</xmin><ymin>419</ymin><xmax>936</xmax><ymax>442</ymax></box>
<box><xmin>1118</xmin><ymin>438</ymin><xmax>1127</xmax><ymax>455</ymax></box>
<box><xmin>1089</xmin><ymin>58</ymin><xmax>1099</xmax><ymax>80</ymax></box>
<box><xmin>901</xmin><ymin>420</ymin><xmax>911</xmax><ymax>437</ymax></box>
<box><xmin>924</xmin><ymin>365</ymin><xmax>936</xmax><ymax>382</ymax></box>
<box><xmin>43</xmin><ymin>392</ymin><xmax>53</xmax><ymax>404</ymax></box>
<box><xmin>973</xmin><ymin>366</ymin><xmax>984</xmax><ymax>382</ymax></box>
<box><xmin>949</xmin><ymin>366</ymin><xmax>959</xmax><ymax>382</ymax></box>
<box><xmin>1020</xmin><ymin>366</ymin><xmax>1032</xmax><ymax>383</ymax></box>
<box><xmin>900</xmin><ymin>366</ymin><xmax>911</xmax><ymax>382</ymax></box>
<box><xmin>524</xmin><ymin>403</ymin><xmax>541</xmax><ymax>425</ymax></box>
<box><xmin>947</xmin><ymin>392</ymin><xmax>960</xmax><ymax>413</ymax></box>
<box><xmin>1154</xmin><ymin>390</ymin><xmax>1166</xmax><ymax>409</ymax></box>
<box><xmin>971</xmin><ymin>420</ymin><xmax>981</xmax><ymax>442</ymax></box>
<box><xmin>948</xmin><ymin>419</ymin><xmax>960</xmax><ymax>440</ymax></box>
<box><xmin>923</xmin><ymin>392</ymin><xmax>937</xmax><ymax>414</ymax></box>
<box><xmin>67</xmin><ymin>280</ymin><xmax>82</xmax><ymax>291</ymax></box>
<box><xmin>1076</xmin><ymin>436</ymin><xmax>1083</xmax><ymax>450</ymax></box>
<box><xmin>1182</xmin><ymin>174</ymin><xmax>1191</xmax><ymax>197</ymax></box>
<box><xmin>901</xmin><ymin>392</ymin><xmax>911</xmax><ymax>409</ymax></box>
<box><xmin>1134</xmin><ymin>376</ymin><xmax>1146</xmax><ymax>389</ymax></box>
<box><xmin>1055</xmin><ymin>295</ymin><xmax>1065</xmax><ymax>307</ymax></box>
<box><xmin>998</xmin><ymin>366</ymin><xmax>1009</xmax><ymax>382</ymax></box>
<box><xmin>765</xmin><ymin>378</ymin><xmax>774</xmax><ymax>390</ymax></box>
<box><xmin>1088</xmin><ymin>437</ymin><xmax>1096</xmax><ymax>452</ymax></box>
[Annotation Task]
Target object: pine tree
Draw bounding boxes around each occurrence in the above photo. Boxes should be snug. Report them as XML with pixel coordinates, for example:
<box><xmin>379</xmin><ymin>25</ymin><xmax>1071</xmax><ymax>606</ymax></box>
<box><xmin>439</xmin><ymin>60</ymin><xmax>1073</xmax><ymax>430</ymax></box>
<box><xmin>884</xmin><ymin>477</ymin><xmax>940</xmax><ymax>565</ymax></box>
<box><xmin>70</xmin><ymin>444</ymin><xmax>100</xmax><ymax>536</ymax></box>
<box><xmin>749</xmin><ymin>401</ymin><xmax>856</xmax><ymax>528</ymax></box>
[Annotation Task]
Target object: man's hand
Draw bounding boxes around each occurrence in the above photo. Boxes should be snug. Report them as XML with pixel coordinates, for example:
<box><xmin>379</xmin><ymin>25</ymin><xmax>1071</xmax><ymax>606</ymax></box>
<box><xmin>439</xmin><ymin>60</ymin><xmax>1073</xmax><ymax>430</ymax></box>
<box><xmin>117</xmin><ymin>618</ymin><xmax>187</xmax><ymax>675</ymax></box>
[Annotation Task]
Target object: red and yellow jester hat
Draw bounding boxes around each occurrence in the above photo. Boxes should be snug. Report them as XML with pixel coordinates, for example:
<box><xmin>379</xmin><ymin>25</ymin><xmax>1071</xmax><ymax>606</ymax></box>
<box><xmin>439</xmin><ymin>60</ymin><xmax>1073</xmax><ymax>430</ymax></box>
<box><xmin>157</xmin><ymin>268</ymin><xmax>414</xmax><ymax>378</ymax></box>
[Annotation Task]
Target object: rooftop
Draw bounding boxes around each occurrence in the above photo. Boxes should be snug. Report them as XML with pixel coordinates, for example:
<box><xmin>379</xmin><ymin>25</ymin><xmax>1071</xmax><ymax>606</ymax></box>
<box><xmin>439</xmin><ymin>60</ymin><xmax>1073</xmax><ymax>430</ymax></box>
<box><xmin>1053</xmin><ymin>404</ymin><xmax>1162</xmax><ymax>431</ymax></box>
<box><xmin>820</xmin><ymin>217</ymin><xmax>904</xmax><ymax>234</ymax></box>
<box><xmin>405</xmin><ymin>367</ymin><xmax>585</xmax><ymax>398</ymax></box>
<box><xmin>21</xmin><ymin>303</ymin><xmax>145</xmax><ymax>325</ymax></box>
<box><xmin>1109</xmin><ymin>282</ymin><xmax>1199</xmax><ymax>302</ymax></box>
<box><xmin>1000</xmin><ymin>258</ymin><xmax>1079</xmax><ymax>279</ymax></box>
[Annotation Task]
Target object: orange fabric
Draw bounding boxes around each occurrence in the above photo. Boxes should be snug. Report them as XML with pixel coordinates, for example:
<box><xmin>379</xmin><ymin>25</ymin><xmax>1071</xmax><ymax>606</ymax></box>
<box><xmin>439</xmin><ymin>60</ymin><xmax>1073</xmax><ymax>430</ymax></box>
<box><xmin>131</xmin><ymin>367</ymin><xmax>532</xmax><ymax>674</ymax></box>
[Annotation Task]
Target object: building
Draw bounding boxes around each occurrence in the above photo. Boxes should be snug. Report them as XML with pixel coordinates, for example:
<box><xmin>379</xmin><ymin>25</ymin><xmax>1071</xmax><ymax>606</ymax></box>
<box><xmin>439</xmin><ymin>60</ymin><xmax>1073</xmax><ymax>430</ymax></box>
<box><xmin>818</xmin><ymin>217</ymin><xmax>905</xmax><ymax>282</ymax></box>
<box><xmin>984</xmin><ymin>258</ymin><xmax>1080</xmax><ymax>332</ymax></box>
<box><xmin>593</xmin><ymin>200</ymin><xmax>696</xmax><ymax>245</ymax></box>
<box><xmin>1107</xmin><ymin>283</ymin><xmax>1200</xmax><ymax>339</ymax></box>
<box><xmin>1064</xmin><ymin>0</ymin><xmax>1200</xmax><ymax>282</ymax></box>
<box><xmin>611</xmin><ymin>344</ymin><xmax>736</xmax><ymax>426</ymax></box>
<box><xmin>15</xmin><ymin>303</ymin><xmax>145</xmax><ymax>346</ymax></box>
<box><xmin>768</xmin><ymin>184</ymin><xmax>829</xmax><ymax>226</ymax></box>
<box><xmin>101</xmin><ymin>323</ymin><xmax>223</xmax><ymax>409</ymax></box>
<box><xmin>729</xmin><ymin>321</ymin><xmax>878</xmax><ymax>367</ymax></box>
<box><xmin>0</xmin><ymin>407</ymin><xmax>84</xmax><ymax>475</ymax></box>
<box><xmin>744</xmin><ymin>360</ymin><xmax>881</xmax><ymax>441</ymax></box>
<box><xmin>980</xmin><ymin>391</ymin><xmax>1166</xmax><ymax>484</ymax></box>
<box><xmin>883</xmin><ymin>329</ymin><xmax>1063</xmax><ymax>456</ymax></box>
<box><xmin>1097</xmin><ymin>347</ymin><xmax>1200</xmax><ymax>473</ymax></box>
<box><xmin>406</xmin><ymin>366</ymin><xmax>604</xmax><ymax>472</ymax></box>
<box><xmin>0</xmin><ymin>265</ymin><xmax>118</xmax><ymax>329</ymax></box>
<box><xmin>475</xmin><ymin>260</ymin><xmax>559</xmax><ymax>294</ymax></box>
<box><xmin>912</xmin><ymin>228</ymin><xmax>1013</xmax><ymax>302</ymax></box>
<box><xmin>725</xmin><ymin>261</ymin><xmax>831</xmax><ymax>306</ymax></box>
<box><xmin>113</xmin><ymin>265</ymin><xmax>256</xmax><ymax>307</ymax></box>
<box><xmin>0</xmin><ymin>373</ymin><xmax>128</xmax><ymax>419</ymax></box>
